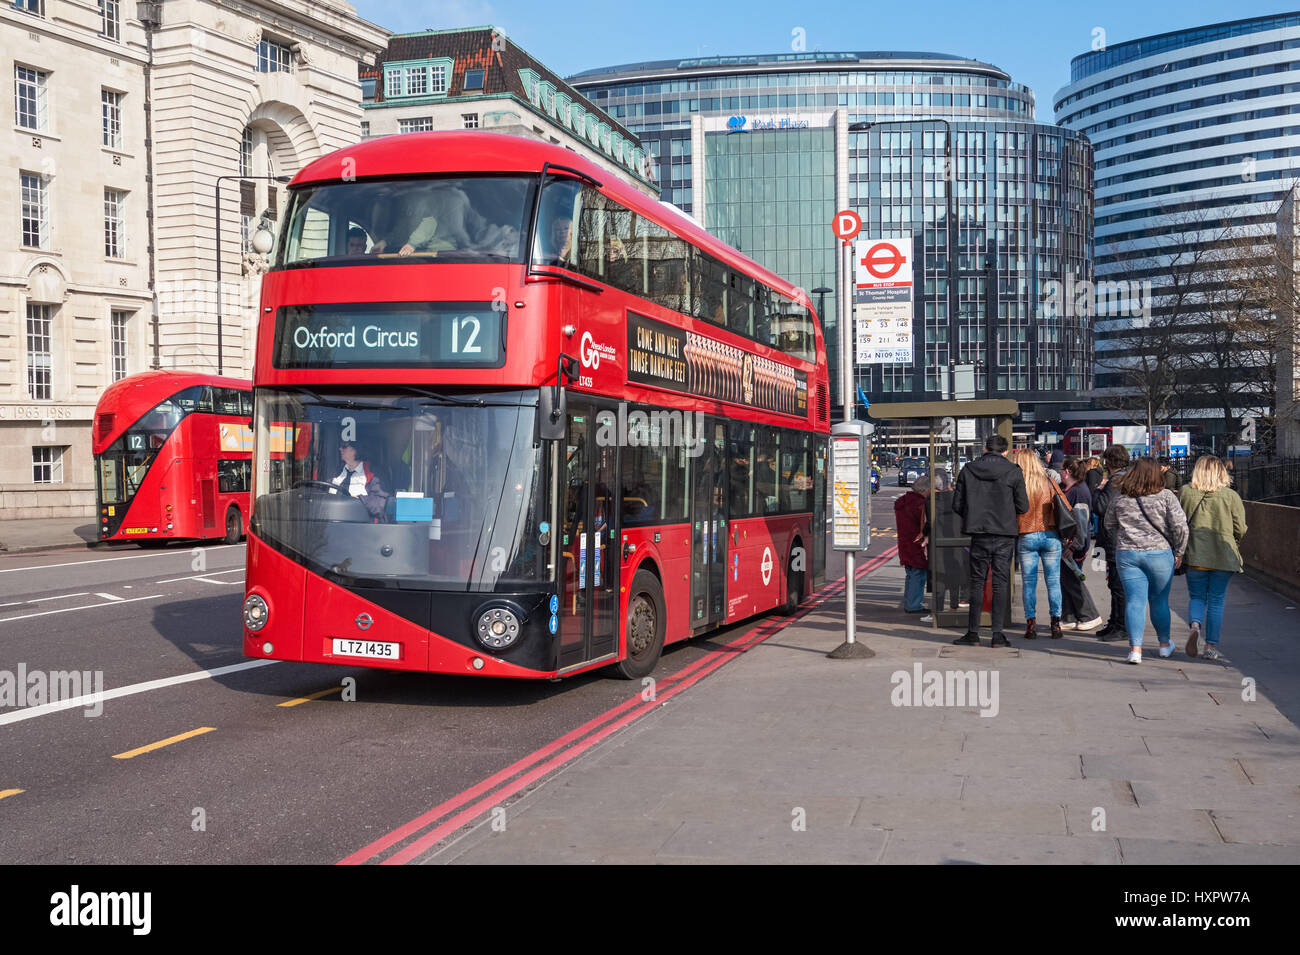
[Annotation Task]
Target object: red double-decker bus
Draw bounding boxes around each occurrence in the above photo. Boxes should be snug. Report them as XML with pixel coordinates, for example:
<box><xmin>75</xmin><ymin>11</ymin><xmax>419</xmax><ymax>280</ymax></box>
<box><xmin>243</xmin><ymin>130</ymin><xmax>831</xmax><ymax>680</ymax></box>
<box><xmin>94</xmin><ymin>371</ymin><xmax>253</xmax><ymax>545</ymax></box>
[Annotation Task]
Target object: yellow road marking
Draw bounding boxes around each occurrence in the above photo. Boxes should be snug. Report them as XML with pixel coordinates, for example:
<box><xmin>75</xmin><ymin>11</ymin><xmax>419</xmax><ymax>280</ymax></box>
<box><xmin>113</xmin><ymin>727</ymin><xmax>215</xmax><ymax>759</ymax></box>
<box><xmin>0</xmin><ymin>789</ymin><xmax>24</xmax><ymax>800</ymax></box>
<box><xmin>278</xmin><ymin>686</ymin><xmax>342</xmax><ymax>708</ymax></box>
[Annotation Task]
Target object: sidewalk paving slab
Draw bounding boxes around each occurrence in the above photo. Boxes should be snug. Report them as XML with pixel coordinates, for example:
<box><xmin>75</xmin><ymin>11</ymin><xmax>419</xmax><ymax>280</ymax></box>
<box><xmin>422</xmin><ymin>554</ymin><xmax>1300</xmax><ymax>865</ymax></box>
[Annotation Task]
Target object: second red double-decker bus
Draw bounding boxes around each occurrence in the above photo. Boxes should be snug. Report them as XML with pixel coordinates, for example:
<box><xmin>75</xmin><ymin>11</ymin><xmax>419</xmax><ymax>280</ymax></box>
<box><xmin>94</xmin><ymin>371</ymin><xmax>253</xmax><ymax>545</ymax></box>
<box><xmin>243</xmin><ymin>130</ymin><xmax>831</xmax><ymax>680</ymax></box>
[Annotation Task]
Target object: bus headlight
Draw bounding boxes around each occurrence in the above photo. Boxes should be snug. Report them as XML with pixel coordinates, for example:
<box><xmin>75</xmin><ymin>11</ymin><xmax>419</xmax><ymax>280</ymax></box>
<box><xmin>474</xmin><ymin>603</ymin><xmax>523</xmax><ymax>651</ymax></box>
<box><xmin>244</xmin><ymin>594</ymin><xmax>270</xmax><ymax>632</ymax></box>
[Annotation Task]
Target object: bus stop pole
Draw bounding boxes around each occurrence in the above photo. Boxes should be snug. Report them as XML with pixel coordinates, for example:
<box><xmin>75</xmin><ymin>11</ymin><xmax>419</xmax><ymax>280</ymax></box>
<box><xmin>842</xmin><ymin>239</ymin><xmax>855</xmax><ymax>644</ymax></box>
<box><xmin>828</xmin><ymin>241</ymin><xmax>873</xmax><ymax>659</ymax></box>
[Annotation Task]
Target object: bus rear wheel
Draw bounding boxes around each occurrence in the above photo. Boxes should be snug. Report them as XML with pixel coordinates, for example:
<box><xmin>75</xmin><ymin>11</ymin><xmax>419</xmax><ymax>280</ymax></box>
<box><xmin>614</xmin><ymin>570</ymin><xmax>665</xmax><ymax>680</ymax></box>
<box><xmin>224</xmin><ymin>507</ymin><xmax>243</xmax><ymax>545</ymax></box>
<box><xmin>780</xmin><ymin>550</ymin><xmax>805</xmax><ymax>616</ymax></box>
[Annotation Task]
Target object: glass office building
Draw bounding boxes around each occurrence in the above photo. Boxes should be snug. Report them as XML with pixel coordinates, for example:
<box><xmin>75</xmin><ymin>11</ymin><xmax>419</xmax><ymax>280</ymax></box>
<box><xmin>1056</xmin><ymin>14</ymin><xmax>1300</xmax><ymax>440</ymax></box>
<box><xmin>572</xmin><ymin>52</ymin><xmax>1094</xmax><ymax>420</ymax></box>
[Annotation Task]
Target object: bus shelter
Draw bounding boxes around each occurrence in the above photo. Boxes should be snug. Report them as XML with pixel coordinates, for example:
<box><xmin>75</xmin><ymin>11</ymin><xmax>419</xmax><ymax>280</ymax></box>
<box><xmin>867</xmin><ymin>399</ymin><xmax>1019</xmax><ymax>631</ymax></box>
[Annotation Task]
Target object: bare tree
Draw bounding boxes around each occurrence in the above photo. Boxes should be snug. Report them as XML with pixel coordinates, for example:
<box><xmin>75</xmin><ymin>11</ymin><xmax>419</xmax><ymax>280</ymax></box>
<box><xmin>1093</xmin><ymin>207</ymin><xmax>1224</xmax><ymax>434</ymax></box>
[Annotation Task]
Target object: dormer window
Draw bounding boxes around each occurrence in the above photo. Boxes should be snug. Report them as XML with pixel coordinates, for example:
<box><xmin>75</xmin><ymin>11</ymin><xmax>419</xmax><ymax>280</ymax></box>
<box><xmin>383</xmin><ymin>59</ymin><xmax>453</xmax><ymax>99</ymax></box>
<box><xmin>463</xmin><ymin>69</ymin><xmax>485</xmax><ymax>91</ymax></box>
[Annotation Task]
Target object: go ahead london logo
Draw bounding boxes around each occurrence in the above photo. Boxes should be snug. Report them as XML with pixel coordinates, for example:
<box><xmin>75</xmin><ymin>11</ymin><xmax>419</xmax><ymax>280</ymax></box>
<box><xmin>727</xmin><ymin>115</ymin><xmax>747</xmax><ymax>132</ymax></box>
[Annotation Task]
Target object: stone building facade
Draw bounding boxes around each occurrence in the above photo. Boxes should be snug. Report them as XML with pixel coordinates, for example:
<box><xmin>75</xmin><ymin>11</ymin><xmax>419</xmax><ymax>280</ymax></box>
<box><xmin>361</xmin><ymin>27</ymin><xmax>658</xmax><ymax>196</ymax></box>
<box><xmin>0</xmin><ymin>0</ymin><xmax>386</xmax><ymax>520</ymax></box>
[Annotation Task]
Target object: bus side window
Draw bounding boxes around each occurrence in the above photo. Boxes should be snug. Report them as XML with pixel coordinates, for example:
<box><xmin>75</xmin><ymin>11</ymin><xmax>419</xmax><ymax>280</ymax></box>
<box><xmin>728</xmin><ymin>422</ymin><xmax>754</xmax><ymax>518</ymax></box>
<box><xmin>753</xmin><ymin>286</ymin><xmax>772</xmax><ymax>347</ymax></box>
<box><xmin>240</xmin><ymin>390</ymin><xmax>253</xmax><ymax>418</ymax></box>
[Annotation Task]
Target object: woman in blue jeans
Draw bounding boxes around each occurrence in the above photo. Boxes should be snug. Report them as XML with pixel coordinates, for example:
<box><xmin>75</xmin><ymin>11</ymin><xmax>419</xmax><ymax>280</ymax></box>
<box><xmin>1178</xmin><ymin>455</ymin><xmax>1247</xmax><ymax>661</ymax></box>
<box><xmin>1009</xmin><ymin>449</ymin><xmax>1067</xmax><ymax>638</ymax></box>
<box><xmin>1102</xmin><ymin>459</ymin><xmax>1189</xmax><ymax>664</ymax></box>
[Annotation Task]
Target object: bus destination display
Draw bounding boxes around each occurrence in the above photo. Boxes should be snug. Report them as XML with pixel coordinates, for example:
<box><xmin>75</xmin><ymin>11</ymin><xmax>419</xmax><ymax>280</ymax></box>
<box><xmin>273</xmin><ymin>303</ymin><xmax>504</xmax><ymax>369</ymax></box>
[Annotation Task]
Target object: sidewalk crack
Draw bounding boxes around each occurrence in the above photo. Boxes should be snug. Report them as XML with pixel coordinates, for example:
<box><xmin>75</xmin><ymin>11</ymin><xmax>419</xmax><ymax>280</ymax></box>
<box><xmin>1078</xmin><ymin>754</ymin><xmax>1086</xmax><ymax>779</ymax></box>
<box><xmin>1234</xmin><ymin>757</ymin><xmax>1255</xmax><ymax>785</ymax></box>
<box><xmin>1116</xmin><ymin>837</ymin><xmax>1125</xmax><ymax>864</ymax></box>
<box><xmin>1206</xmin><ymin>810</ymin><xmax>1228</xmax><ymax>844</ymax></box>
<box><xmin>1254</xmin><ymin>722</ymin><xmax>1272</xmax><ymax>740</ymax></box>
<box><xmin>1060</xmin><ymin>803</ymin><xmax>1072</xmax><ymax>836</ymax></box>
<box><xmin>1141</xmin><ymin>736</ymin><xmax>1152</xmax><ymax>756</ymax></box>
<box><xmin>958</xmin><ymin>774</ymin><xmax>968</xmax><ymax>801</ymax></box>
<box><xmin>1124</xmin><ymin>780</ymin><xmax>1139</xmax><ymax>807</ymax></box>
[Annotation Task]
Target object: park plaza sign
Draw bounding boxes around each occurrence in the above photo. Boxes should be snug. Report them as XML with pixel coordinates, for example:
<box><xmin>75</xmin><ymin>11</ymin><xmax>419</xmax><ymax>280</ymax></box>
<box><xmin>704</xmin><ymin>111</ymin><xmax>834</xmax><ymax>133</ymax></box>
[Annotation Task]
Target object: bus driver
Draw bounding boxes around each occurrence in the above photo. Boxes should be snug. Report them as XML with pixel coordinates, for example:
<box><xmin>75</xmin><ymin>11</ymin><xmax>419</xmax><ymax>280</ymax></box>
<box><xmin>332</xmin><ymin>440</ymin><xmax>389</xmax><ymax>521</ymax></box>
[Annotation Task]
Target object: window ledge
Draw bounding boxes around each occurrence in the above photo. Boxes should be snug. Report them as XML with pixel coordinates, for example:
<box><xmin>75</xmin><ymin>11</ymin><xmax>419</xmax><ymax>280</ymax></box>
<box><xmin>16</xmin><ymin>127</ymin><xmax>59</xmax><ymax>142</ymax></box>
<box><xmin>21</xmin><ymin>246</ymin><xmax>58</xmax><ymax>255</ymax></box>
<box><xmin>102</xmin><ymin>147</ymin><xmax>133</xmax><ymax>159</ymax></box>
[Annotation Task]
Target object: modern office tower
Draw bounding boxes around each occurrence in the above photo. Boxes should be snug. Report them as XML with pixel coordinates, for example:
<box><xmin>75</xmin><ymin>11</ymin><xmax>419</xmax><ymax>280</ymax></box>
<box><xmin>572</xmin><ymin>52</ymin><xmax>1094</xmax><ymax>424</ymax></box>
<box><xmin>1056</xmin><ymin>14</ymin><xmax>1300</xmax><ymax>445</ymax></box>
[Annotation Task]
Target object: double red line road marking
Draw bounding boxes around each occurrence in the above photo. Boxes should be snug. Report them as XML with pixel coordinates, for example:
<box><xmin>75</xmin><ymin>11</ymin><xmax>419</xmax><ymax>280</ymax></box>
<box><xmin>340</xmin><ymin>544</ymin><xmax>900</xmax><ymax>865</ymax></box>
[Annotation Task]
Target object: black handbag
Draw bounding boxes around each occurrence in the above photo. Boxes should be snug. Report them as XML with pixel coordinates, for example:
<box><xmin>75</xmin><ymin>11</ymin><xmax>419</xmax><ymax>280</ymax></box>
<box><xmin>1052</xmin><ymin>484</ymin><xmax>1079</xmax><ymax>542</ymax></box>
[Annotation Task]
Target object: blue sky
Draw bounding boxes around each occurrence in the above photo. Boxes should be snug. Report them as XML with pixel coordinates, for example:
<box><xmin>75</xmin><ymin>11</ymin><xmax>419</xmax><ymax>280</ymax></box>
<box><xmin>351</xmin><ymin>1</ymin><xmax>1297</xmax><ymax>114</ymax></box>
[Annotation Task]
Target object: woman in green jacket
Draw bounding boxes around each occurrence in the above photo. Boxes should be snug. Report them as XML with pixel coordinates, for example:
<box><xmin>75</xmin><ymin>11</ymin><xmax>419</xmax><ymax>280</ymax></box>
<box><xmin>1179</xmin><ymin>456</ymin><xmax>1247</xmax><ymax>661</ymax></box>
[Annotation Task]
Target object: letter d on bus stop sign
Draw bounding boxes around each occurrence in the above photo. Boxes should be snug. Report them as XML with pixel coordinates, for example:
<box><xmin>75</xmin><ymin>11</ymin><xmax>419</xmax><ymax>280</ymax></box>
<box><xmin>832</xmin><ymin>210</ymin><xmax>862</xmax><ymax>244</ymax></box>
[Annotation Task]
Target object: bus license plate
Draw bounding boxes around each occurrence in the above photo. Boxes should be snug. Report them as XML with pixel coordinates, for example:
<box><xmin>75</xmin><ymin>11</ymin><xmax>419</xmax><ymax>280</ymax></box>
<box><xmin>331</xmin><ymin>638</ymin><xmax>399</xmax><ymax>660</ymax></box>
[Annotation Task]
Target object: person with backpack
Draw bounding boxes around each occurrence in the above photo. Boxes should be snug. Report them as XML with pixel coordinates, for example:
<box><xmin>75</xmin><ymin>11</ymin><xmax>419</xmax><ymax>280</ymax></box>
<box><xmin>1103</xmin><ymin>458</ymin><xmax>1189</xmax><ymax>664</ymax></box>
<box><xmin>1179</xmin><ymin>455</ymin><xmax>1248</xmax><ymax>661</ymax></box>
<box><xmin>1058</xmin><ymin>457</ymin><xmax>1102</xmax><ymax>631</ymax></box>
<box><xmin>1092</xmin><ymin>444</ymin><xmax>1131</xmax><ymax>642</ymax></box>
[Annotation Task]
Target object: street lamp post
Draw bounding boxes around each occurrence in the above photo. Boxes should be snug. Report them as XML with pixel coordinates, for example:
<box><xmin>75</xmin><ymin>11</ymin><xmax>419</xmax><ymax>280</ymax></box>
<box><xmin>214</xmin><ymin>173</ymin><xmax>291</xmax><ymax>375</ymax></box>
<box><xmin>849</xmin><ymin>118</ymin><xmax>957</xmax><ymax>398</ymax></box>
<box><xmin>812</xmin><ymin>285</ymin><xmax>833</xmax><ymax>404</ymax></box>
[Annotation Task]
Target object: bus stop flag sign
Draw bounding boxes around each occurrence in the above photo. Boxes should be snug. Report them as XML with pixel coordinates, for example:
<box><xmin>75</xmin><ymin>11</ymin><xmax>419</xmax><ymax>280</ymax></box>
<box><xmin>854</xmin><ymin>238</ymin><xmax>915</xmax><ymax>366</ymax></box>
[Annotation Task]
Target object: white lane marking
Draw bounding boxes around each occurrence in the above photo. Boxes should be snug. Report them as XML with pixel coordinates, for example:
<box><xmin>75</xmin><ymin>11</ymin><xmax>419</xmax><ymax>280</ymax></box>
<box><xmin>28</xmin><ymin>593</ymin><xmax>91</xmax><ymax>603</ymax></box>
<box><xmin>95</xmin><ymin>592</ymin><xmax>124</xmax><ymax>602</ymax></box>
<box><xmin>0</xmin><ymin>659</ymin><xmax>281</xmax><ymax>727</ymax></box>
<box><xmin>155</xmin><ymin>568</ymin><xmax>244</xmax><ymax>585</ymax></box>
<box><xmin>0</xmin><ymin>544</ymin><xmax>244</xmax><ymax>575</ymax></box>
<box><xmin>0</xmin><ymin>593</ymin><xmax>168</xmax><ymax>624</ymax></box>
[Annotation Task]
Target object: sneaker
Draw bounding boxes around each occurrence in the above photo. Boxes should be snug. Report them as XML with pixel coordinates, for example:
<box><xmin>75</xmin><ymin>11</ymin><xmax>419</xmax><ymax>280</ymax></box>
<box><xmin>1075</xmin><ymin>617</ymin><xmax>1104</xmax><ymax>632</ymax></box>
<box><xmin>1098</xmin><ymin>628</ymin><xmax>1126</xmax><ymax>643</ymax></box>
<box><xmin>1203</xmin><ymin>645</ymin><xmax>1223</xmax><ymax>661</ymax></box>
<box><xmin>1097</xmin><ymin>623</ymin><xmax>1116</xmax><ymax>638</ymax></box>
<box><xmin>1158</xmin><ymin>642</ymin><xmax>1175</xmax><ymax>659</ymax></box>
<box><xmin>1185</xmin><ymin>622</ymin><xmax>1200</xmax><ymax>658</ymax></box>
<box><xmin>918</xmin><ymin>615</ymin><xmax>933</xmax><ymax>624</ymax></box>
<box><xmin>991</xmin><ymin>633</ymin><xmax>1011</xmax><ymax>648</ymax></box>
<box><xmin>1060</xmin><ymin>619</ymin><xmax>1079</xmax><ymax>631</ymax></box>
<box><xmin>952</xmin><ymin>633</ymin><xmax>980</xmax><ymax>646</ymax></box>
<box><xmin>957</xmin><ymin>601</ymin><xmax>970</xmax><ymax>609</ymax></box>
<box><xmin>1126</xmin><ymin>648</ymin><xmax>1141</xmax><ymax>664</ymax></box>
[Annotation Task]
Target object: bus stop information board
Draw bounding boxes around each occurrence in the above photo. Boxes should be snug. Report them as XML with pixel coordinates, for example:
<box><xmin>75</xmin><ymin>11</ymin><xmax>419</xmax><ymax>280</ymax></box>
<box><xmin>831</xmin><ymin>420</ymin><xmax>872</xmax><ymax>551</ymax></box>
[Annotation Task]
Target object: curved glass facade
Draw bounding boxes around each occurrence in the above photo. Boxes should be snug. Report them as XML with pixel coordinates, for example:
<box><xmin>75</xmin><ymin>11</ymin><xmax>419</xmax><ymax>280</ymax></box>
<box><xmin>1055</xmin><ymin>14</ymin><xmax>1300</xmax><ymax>436</ymax></box>
<box><xmin>572</xmin><ymin>53</ymin><xmax>1093</xmax><ymax>414</ymax></box>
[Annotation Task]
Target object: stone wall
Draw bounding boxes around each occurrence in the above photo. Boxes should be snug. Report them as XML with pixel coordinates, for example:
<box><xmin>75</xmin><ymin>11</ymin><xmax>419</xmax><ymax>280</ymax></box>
<box><xmin>1241</xmin><ymin>501</ymin><xmax>1300</xmax><ymax>603</ymax></box>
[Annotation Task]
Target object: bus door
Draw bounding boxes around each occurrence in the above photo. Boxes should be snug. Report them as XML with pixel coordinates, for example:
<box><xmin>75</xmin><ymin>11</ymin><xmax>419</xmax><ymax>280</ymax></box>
<box><xmin>558</xmin><ymin>400</ymin><xmax>619</xmax><ymax>669</ymax></box>
<box><xmin>689</xmin><ymin>419</ymin><xmax>728</xmax><ymax>628</ymax></box>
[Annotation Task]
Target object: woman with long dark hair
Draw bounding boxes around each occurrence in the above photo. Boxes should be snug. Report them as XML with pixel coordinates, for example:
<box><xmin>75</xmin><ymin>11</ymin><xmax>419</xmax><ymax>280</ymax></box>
<box><xmin>1103</xmin><ymin>458</ymin><xmax>1188</xmax><ymax>664</ymax></box>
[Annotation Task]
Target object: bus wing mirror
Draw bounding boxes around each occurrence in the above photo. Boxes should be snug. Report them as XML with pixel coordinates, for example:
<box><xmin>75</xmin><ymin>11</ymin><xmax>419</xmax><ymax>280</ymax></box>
<box><xmin>538</xmin><ymin>382</ymin><xmax>567</xmax><ymax>441</ymax></box>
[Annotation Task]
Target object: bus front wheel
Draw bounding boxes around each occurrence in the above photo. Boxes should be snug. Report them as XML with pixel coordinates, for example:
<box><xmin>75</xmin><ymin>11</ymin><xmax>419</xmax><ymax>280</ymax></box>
<box><xmin>614</xmin><ymin>570</ymin><xmax>665</xmax><ymax>680</ymax></box>
<box><xmin>224</xmin><ymin>507</ymin><xmax>243</xmax><ymax>545</ymax></box>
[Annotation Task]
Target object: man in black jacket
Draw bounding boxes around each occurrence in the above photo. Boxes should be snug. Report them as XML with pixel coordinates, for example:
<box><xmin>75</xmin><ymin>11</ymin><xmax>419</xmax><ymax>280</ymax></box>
<box><xmin>951</xmin><ymin>433</ymin><xmax>1029</xmax><ymax>646</ymax></box>
<box><xmin>1092</xmin><ymin>444</ymin><xmax>1130</xmax><ymax>642</ymax></box>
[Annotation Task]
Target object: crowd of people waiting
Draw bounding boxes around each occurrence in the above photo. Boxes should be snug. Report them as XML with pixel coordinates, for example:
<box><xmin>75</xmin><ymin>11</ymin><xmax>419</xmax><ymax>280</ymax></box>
<box><xmin>897</xmin><ymin>435</ymin><xmax>1248</xmax><ymax>665</ymax></box>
